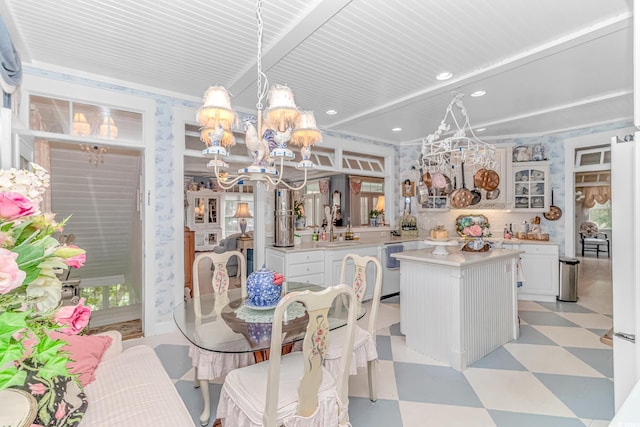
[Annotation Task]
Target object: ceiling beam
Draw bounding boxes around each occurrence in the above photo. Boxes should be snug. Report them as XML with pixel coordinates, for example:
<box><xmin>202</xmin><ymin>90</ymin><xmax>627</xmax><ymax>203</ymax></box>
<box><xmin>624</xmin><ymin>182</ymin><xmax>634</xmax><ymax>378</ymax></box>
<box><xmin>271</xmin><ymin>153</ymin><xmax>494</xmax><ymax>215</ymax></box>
<box><xmin>228</xmin><ymin>0</ymin><xmax>353</xmax><ymax>98</ymax></box>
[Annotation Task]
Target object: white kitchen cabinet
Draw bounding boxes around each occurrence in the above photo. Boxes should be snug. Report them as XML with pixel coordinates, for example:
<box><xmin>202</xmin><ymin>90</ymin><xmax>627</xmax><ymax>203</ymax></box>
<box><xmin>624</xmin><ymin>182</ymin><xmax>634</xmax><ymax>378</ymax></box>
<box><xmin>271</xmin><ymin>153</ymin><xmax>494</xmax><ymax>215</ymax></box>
<box><xmin>510</xmin><ymin>161</ymin><xmax>550</xmax><ymax>211</ymax></box>
<box><xmin>186</xmin><ymin>189</ymin><xmax>222</xmax><ymax>251</ymax></box>
<box><xmin>265</xmin><ymin>249</ymin><xmax>325</xmax><ymax>284</ymax></box>
<box><xmin>505</xmin><ymin>242</ymin><xmax>559</xmax><ymax>301</ymax></box>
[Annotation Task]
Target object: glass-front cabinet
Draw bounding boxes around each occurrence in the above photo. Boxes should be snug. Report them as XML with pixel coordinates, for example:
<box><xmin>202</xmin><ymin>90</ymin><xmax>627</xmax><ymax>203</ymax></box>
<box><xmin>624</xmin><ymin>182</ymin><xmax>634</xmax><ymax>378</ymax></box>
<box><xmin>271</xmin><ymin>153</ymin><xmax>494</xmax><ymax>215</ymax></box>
<box><xmin>186</xmin><ymin>189</ymin><xmax>222</xmax><ymax>250</ymax></box>
<box><xmin>511</xmin><ymin>161</ymin><xmax>550</xmax><ymax>211</ymax></box>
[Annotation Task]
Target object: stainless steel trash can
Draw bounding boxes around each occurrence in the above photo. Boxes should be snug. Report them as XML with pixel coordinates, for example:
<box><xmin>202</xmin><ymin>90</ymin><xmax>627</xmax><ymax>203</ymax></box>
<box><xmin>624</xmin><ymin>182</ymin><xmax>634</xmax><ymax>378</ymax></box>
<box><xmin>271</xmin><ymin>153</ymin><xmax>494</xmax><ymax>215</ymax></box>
<box><xmin>558</xmin><ymin>257</ymin><xmax>580</xmax><ymax>302</ymax></box>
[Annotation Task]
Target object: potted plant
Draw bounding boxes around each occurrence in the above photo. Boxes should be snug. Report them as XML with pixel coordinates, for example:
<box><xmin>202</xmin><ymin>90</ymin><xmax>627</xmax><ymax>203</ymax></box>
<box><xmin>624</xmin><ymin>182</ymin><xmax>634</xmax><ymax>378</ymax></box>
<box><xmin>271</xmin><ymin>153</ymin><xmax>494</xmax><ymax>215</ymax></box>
<box><xmin>369</xmin><ymin>209</ymin><xmax>379</xmax><ymax>227</ymax></box>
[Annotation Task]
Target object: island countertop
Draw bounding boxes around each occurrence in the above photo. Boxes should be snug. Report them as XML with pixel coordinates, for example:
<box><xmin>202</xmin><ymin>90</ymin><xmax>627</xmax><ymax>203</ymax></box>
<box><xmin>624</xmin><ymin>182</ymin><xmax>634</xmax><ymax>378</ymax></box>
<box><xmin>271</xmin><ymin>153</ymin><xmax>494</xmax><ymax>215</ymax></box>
<box><xmin>391</xmin><ymin>248</ymin><xmax>524</xmax><ymax>267</ymax></box>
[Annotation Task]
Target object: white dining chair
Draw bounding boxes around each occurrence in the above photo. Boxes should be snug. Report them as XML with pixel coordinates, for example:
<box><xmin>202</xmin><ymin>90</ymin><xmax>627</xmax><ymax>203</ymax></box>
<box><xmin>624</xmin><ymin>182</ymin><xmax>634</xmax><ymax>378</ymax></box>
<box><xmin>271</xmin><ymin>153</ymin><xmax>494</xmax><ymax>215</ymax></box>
<box><xmin>216</xmin><ymin>284</ymin><xmax>358</xmax><ymax>427</ymax></box>
<box><xmin>189</xmin><ymin>250</ymin><xmax>254</xmax><ymax>426</ymax></box>
<box><xmin>324</xmin><ymin>253</ymin><xmax>383</xmax><ymax>402</ymax></box>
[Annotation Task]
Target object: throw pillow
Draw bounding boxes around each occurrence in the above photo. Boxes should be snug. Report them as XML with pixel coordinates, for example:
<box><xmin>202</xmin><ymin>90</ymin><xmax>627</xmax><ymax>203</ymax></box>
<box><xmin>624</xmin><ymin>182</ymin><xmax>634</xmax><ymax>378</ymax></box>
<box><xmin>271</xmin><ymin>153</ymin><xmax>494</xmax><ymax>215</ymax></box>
<box><xmin>48</xmin><ymin>331</ymin><xmax>112</xmax><ymax>387</ymax></box>
<box><xmin>11</xmin><ymin>367</ymin><xmax>88</xmax><ymax>427</ymax></box>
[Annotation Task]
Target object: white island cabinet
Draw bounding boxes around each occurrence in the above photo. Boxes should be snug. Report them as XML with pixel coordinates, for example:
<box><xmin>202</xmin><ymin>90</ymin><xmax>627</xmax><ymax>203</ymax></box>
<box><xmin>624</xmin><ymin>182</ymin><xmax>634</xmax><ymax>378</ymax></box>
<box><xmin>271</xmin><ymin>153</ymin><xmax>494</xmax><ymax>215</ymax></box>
<box><xmin>503</xmin><ymin>241</ymin><xmax>559</xmax><ymax>302</ymax></box>
<box><xmin>392</xmin><ymin>248</ymin><xmax>523</xmax><ymax>371</ymax></box>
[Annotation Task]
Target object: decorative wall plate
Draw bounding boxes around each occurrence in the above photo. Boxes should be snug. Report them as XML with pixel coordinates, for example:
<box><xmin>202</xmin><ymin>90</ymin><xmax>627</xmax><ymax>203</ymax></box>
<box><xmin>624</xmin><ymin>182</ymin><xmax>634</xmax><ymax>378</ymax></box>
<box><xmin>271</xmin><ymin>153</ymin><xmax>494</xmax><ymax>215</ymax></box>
<box><xmin>455</xmin><ymin>214</ymin><xmax>490</xmax><ymax>237</ymax></box>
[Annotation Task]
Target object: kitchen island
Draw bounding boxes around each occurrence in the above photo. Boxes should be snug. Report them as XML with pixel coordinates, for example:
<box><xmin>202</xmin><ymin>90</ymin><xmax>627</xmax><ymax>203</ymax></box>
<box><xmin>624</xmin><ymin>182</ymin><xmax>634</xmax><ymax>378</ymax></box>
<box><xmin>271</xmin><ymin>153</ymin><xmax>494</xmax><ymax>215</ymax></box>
<box><xmin>392</xmin><ymin>247</ymin><xmax>523</xmax><ymax>371</ymax></box>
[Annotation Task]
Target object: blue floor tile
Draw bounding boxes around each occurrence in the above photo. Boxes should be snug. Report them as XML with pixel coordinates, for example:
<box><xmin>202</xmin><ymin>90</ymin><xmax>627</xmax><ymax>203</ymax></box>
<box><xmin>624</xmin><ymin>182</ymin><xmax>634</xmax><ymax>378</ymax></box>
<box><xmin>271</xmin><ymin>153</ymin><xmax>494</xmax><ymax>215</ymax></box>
<box><xmin>519</xmin><ymin>311</ymin><xmax>580</xmax><ymax>327</ymax></box>
<box><xmin>175</xmin><ymin>379</ymin><xmax>222</xmax><ymax>427</ymax></box>
<box><xmin>537</xmin><ymin>301</ymin><xmax>594</xmax><ymax>313</ymax></box>
<box><xmin>348</xmin><ymin>398</ymin><xmax>402</xmax><ymax>427</ymax></box>
<box><xmin>382</xmin><ymin>295</ymin><xmax>400</xmax><ymax>304</ymax></box>
<box><xmin>471</xmin><ymin>346</ymin><xmax>527</xmax><ymax>371</ymax></box>
<box><xmin>154</xmin><ymin>344</ymin><xmax>192</xmax><ymax>379</ymax></box>
<box><xmin>376</xmin><ymin>335</ymin><xmax>393</xmax><ymax>360</ymax></box>
<box><xmin>489</xmin><ymin>409</ymin><xmax>587</xmax><ymax>427</ymax></box>
<box><xmin>514</xmin><ymin>324</ymin><xmax>558</xmax><ymax>345</ymax></box>
<box><xmin>389</xmin><ymin>322</ymin><xmax>403</xmax><ymax>336</ymax></box>
<box><xmin>394</xmin><ymin>362</ymin><xmax>482</xmax><ymax>407</ymax></box>
<box><xmin>588</xmin><ymin>328</ymin><xmax>609</xmax><ymax>338</ymax></box>
<box><xmin>565</xmin><ymin>347</ymin><xmax>614</xmax><ymax>378</ymax></box>
<box><xmin>534</xmin><ymin>373</ymin><xmax>614</xmax><ymax>420</ymax></box>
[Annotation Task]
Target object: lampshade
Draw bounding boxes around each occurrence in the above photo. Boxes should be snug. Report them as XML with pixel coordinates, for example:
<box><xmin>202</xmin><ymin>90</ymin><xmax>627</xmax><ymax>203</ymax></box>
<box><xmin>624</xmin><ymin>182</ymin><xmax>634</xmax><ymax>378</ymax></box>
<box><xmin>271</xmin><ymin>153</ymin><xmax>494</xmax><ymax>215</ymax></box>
<box><xmin>375</xmin><ymin>195</ymin><xmax>385</xmax><ymax>212</ymax></box>
<box><xmin>233</xmin><ymin>202</ymin><xmax>253</xmax><ymax>219</ymax></box>
<box><xmin>72</xmin><ymin>113</ymin><xmax>91</xmax><ymax>136</ymax></box>
<box><xmin>197</xmin><ymin>86</ymin><xmax>237</xmax><ymax>147</ymax></box>
<box><xmin>99</xmin><ymin>116</ymin><xmax>118</xmax><ymax>139</ymax></box>
<box><xmin>266</xmin><ymin>84</ymin><xmax>299</xmax><ymax>131</ymax></box>
<box><xmin>290</xmin><ymin>111</ymin><xmax>322</xmax><ymax>147</ymax></box>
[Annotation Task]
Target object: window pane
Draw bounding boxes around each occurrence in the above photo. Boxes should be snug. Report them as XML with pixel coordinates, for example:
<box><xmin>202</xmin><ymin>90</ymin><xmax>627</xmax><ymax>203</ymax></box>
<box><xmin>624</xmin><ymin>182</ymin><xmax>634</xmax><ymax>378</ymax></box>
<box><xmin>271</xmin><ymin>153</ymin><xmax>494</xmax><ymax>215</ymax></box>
<box><xmin>80</xmin><ymin>287</ymin><xmax>104</xmax><ymax>311</ymax></box>
<box><xmin>588</xmin><ymin>201</ymin><xmax>612</xmax><ymax>229</ymax></box>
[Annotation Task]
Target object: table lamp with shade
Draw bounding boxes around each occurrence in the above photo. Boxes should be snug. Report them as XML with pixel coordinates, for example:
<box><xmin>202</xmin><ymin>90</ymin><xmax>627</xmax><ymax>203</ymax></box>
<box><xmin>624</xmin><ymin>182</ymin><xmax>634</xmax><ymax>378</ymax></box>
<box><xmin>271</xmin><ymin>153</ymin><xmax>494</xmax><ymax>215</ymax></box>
<box><xmin>234</xmin><ymin>203</ymin><xmax>253</xmax><ymax>239</ymax></box>
<box><xmin>375</xmin><ymin>195</ymin><xmax>385</xmax><ymax>225</ymax></box>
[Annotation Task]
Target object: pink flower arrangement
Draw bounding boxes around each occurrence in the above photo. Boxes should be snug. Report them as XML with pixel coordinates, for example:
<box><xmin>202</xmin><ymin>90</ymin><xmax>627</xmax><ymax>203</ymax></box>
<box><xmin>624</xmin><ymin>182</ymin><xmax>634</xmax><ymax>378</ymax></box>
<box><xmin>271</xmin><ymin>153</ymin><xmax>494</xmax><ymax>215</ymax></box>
<box><xmin>0</xmin><ymin>192</ymin><xmax>37</xmax><ymax>220</ymax></box>
<box><xmin>273</xmin><ymin>273</ymin><xmax>285</xmax><ymax>286</ymax></box>
<box><xmin>0</xmin><ymin>248</ymin><xmax>26</xmax><ymax>294</ymax></box>
<box><xmin>52</xmin><ymin>298</ymin><xmax>91</xmax><ymax>335</ymax></box>
<box><xmin>0</xmin><ymin>163</ymin><xmax>89</xmax><ymax>391</ymax></box>
<box><xmin>463</xmin><ymin>224</ymin><xmax>484</xmax><ymax>237</ymax></box>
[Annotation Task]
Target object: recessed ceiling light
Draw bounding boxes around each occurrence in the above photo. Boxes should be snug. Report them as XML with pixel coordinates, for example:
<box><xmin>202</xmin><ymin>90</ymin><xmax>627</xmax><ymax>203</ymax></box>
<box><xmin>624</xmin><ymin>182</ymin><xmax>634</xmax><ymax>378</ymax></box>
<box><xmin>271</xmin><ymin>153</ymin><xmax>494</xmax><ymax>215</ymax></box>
<box><xmin>470</xmin><ymin>90</ymin><xmax>486</xmax><ymax>97</ymax></box>
<box><xmin>392</xmin><ymin>127</ymin><xmax>402</xmax><ymax>132</ymax></box>
<box><xmin>325</xmin><ymin>109</ymin><xmax>337</xmax><ymax>115</ymax></box>
<box><xmin>436</xmin><ymin>72</ymin><xmax>453</xmax><ymax>81</ymax></box>
<box><xmin>476</xmin><ymin>127</ymin><xmax>486</xmax><ymax>132</ymax></box>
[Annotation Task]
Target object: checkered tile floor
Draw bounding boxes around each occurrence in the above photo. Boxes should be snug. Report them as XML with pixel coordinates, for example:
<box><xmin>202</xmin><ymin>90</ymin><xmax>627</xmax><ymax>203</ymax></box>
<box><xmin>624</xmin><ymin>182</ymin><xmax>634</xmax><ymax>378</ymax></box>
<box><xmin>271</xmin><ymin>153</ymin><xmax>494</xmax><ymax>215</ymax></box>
<box><xmin>129</xmin><ymin>291</ymin><xmax>614</xmax><ymax>427</ymax></box>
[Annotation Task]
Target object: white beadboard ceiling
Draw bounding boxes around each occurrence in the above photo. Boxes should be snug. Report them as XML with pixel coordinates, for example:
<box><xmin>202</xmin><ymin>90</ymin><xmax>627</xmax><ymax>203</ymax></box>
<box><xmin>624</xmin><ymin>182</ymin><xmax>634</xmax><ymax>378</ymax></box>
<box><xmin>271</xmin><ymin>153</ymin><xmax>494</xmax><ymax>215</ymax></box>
<box><xmin>0</xmin><ymin>0</ymin><xmax>633</xmax><ymax>144</ymax></box>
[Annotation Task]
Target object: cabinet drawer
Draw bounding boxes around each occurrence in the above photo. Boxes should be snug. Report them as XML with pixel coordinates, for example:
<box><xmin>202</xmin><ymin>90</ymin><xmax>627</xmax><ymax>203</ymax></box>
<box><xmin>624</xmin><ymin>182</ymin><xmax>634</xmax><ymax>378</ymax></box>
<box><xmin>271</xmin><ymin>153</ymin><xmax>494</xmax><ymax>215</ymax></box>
<box><xmin>288</xmin><ymin>251</ymin><xmax>324</xmax><ymax>265</ymax></box>
<box><xmin>288</xmin><ymin>273</ymin><xmax>324</xmax><ymax>285</ymax></box>
<box><xmin>289</xmin><ymin>262</ymin><xmax>324</xmax><ymax>277</ymax></box>
<box><xmin>520</xmin><ymin>244</ymin><xmax>558</xmax><ymax>255</ymax></box>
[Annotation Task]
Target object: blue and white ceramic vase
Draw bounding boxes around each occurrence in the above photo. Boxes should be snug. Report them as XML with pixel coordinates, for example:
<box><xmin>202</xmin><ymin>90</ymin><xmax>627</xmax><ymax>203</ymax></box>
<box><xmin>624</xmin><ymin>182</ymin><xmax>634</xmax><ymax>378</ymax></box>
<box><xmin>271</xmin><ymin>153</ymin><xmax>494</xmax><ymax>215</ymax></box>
<box><xmin>247</xmin><ymin>265</ymin><xmax>281</xmax><ymax>307</ymax></box>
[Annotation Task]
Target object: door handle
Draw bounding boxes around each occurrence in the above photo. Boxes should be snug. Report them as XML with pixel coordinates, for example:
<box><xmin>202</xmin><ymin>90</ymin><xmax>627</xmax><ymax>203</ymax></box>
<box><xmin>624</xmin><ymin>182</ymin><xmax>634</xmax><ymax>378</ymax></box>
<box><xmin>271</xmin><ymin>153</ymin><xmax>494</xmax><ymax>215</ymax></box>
<box><xmin>614</xmin><ymin>332</ymin><xmax>636</xmax><ymax>343</ymax></box>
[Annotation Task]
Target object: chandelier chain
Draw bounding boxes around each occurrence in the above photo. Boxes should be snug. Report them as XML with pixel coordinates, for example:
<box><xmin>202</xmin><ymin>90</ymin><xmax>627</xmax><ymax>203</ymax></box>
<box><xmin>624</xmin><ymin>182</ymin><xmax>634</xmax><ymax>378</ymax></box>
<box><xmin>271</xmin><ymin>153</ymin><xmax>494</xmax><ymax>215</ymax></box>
<box><xmin>255</xmin><ymin>0</ymin><xmax>268</xmax><ymax>111</ymax></box>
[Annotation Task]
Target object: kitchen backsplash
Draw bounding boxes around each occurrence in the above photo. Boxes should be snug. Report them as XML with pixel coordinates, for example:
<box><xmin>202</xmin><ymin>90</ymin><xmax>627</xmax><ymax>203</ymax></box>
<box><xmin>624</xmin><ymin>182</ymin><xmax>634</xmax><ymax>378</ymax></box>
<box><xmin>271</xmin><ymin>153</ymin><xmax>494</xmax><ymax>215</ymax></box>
<box><xmin>416</xmin><ymin>209</ymin><xmax>551</xmax><ymax>240</ymax></box>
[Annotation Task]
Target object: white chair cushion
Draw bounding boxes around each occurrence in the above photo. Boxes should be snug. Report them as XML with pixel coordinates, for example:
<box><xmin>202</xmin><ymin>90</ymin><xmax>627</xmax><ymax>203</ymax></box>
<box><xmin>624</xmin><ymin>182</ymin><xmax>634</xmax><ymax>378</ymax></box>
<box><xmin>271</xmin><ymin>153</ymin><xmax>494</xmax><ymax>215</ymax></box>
<box><xmin>324</xmin><ymin>325</ymin><xmax>377</xmax><ymax>376</ymax></box>
<box><xmin>216</xmin><ymin>352</ymin><xmax>339</xmax><ymax>427</ymax></box>
<box><xmin>583</xmin><ymin>237</ymin><xmax>607</xmax><ymax>244</ymax></box>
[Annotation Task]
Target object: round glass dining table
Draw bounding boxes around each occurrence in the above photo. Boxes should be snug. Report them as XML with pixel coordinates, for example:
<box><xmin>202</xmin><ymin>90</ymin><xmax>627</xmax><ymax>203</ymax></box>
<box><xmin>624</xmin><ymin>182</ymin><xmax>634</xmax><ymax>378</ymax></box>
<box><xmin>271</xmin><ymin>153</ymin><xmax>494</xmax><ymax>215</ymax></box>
<box><xmin>173</xmin><ymin>281</ymin><xmax>366</xmax><ymax>359</ymax></box>
<box><xmin>173</xmin><ymin>281</ymin><xmax>366</xmax><ymax>426</ymax></box>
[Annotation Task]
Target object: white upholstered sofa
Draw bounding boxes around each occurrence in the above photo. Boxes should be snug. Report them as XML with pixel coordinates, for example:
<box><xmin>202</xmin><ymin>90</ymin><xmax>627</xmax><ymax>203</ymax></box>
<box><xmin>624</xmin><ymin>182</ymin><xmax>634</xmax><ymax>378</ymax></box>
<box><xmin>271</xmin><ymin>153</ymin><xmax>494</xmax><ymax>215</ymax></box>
<box><xmin>79</xmin><ymin>331</ymin><xmax>193</xmax><ymax>426</ymax></box>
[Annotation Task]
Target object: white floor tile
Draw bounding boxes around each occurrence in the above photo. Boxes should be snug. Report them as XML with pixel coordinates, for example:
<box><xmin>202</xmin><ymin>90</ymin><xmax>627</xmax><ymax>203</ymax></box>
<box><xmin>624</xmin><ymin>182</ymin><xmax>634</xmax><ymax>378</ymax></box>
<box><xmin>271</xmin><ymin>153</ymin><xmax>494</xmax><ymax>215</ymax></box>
<box><xmin>124</xmin><ymin>330</ymin><xmax>189</xmax><ymax>349</ymax></box>
<box><xmin>348</xmin><ymin>360</ymin><xmax>398</xmax><ymax>400</ymax></box>
<box><xmin>464</xmin><ymin>368</ymin><xmax>576</xmax><ymax>417</ymax></box>
<box><xmin>533</xmin><ymin>325</ymin><xmax>612</xmax><ymax>349</ymax></box>
<box><xmin>399</xmin><ymin>401</ymin><xmax>496</xmax><ymax>427</ymax></box>
<box><xmin>504</xmin><ymin>343</ymin><xmax>604</xmax><ymax>377</ymax></box>
<box><xmin>518</xmin><ymin>301</ymin><xmax>551</xmax><ymax>312</ymax></box>
<box><xmin>389</xmin><ymin>335</ymin><xmax>448</xmax><ymax>366</ymax></box>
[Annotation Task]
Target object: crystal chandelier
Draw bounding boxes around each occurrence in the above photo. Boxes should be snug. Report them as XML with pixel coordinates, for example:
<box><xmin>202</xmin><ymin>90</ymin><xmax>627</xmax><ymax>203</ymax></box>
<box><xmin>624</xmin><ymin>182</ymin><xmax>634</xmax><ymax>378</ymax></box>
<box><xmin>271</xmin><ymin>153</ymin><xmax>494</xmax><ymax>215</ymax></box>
<box><xmin>198</xmin><ymin>0</ymin><xmax>322</xmax><ymax>191</ymax></box>
<box><xmin>79</xmin><ymin>144</ymin><xmax>108</xmax><ymax>167</ymax></box>
<box><xmin>417</xmin><ymin>91</ymin><xmax>496</xmax><ymax>172</ymax></box>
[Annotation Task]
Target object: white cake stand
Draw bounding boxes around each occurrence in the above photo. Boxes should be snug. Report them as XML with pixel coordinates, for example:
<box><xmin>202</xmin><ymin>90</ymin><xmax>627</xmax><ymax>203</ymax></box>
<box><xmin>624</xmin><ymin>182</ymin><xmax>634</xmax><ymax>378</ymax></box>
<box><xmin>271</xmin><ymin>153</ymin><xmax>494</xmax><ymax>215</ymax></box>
<box><xmin>424</xmin><ymin>239</ymin><xmax>459</xmax><ymax>255</ymax></box>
